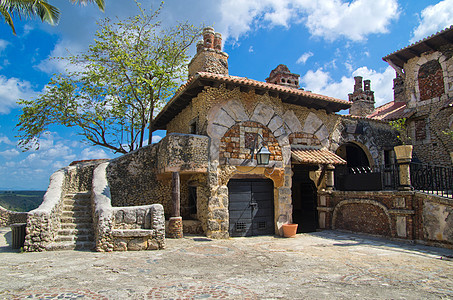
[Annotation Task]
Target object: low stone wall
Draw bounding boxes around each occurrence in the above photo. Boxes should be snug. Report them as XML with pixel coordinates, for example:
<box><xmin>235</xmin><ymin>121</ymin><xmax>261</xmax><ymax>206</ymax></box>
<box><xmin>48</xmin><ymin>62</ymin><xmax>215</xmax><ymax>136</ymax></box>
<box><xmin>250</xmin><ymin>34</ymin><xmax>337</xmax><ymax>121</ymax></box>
<box><xmin>25</xmin><ymin>160</ymin><xmax>105</xmax><ymax>252</ymax></box>
<box><xmin>0</xmin><ymin>206</ymin><xmax>27</xmax><ymax>227</ymax></box>
<box><xmin>319</xmin><ymin>190</ymin><xmax>453</xmax><ymax>249</ymax></box>
<box><xmin>92</xmin><ymin>162</ymin><xmax>165</xmax><ymax>252</ymax></box>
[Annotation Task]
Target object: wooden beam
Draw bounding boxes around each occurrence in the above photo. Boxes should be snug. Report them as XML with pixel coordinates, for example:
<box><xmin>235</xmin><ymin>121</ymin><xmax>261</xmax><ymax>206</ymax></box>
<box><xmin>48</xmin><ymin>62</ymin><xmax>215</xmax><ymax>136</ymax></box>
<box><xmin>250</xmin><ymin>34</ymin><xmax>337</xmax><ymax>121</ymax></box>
<box><xmin>172</xmin><ymin>172</ymin><xmax>180</xmax><ymax>217</ymax></box>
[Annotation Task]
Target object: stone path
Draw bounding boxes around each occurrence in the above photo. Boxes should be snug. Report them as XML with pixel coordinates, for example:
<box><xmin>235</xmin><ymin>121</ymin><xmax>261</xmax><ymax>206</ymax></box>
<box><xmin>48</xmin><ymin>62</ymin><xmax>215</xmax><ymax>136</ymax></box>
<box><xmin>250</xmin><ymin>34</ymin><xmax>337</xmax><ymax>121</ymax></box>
<box><xmin>0</xmin><ymin>227</ymin><xmax>452</xmax><ymax>299</ymax></box>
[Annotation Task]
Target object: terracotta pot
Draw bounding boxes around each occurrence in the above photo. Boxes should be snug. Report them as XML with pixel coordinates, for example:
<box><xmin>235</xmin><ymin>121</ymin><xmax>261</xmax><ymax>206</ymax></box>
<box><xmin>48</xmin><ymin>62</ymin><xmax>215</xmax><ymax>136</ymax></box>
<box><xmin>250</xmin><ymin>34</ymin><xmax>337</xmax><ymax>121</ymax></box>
<box><xmin>282</xmin><ymin>223</ymin><xmax>298</xmax><ymax>238</ymax></box>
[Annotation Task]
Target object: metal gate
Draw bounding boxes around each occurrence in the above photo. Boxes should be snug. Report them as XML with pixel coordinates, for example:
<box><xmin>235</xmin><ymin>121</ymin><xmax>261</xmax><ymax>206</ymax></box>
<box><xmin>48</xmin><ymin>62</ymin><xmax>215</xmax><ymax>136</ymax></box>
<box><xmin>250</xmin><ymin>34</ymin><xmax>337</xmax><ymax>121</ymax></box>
<box><xmin>228</xmin><ymin>179</ymin><xmax>274</xmax><ymax>237</ymax></box>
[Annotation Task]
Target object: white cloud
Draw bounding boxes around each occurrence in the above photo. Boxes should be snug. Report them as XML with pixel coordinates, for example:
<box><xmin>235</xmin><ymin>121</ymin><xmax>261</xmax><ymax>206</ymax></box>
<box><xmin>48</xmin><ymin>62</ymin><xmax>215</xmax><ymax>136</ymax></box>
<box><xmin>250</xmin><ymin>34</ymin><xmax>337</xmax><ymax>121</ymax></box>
<box><xmin>218</xmin><ymin>0</ymin><xmax>399</xmax><ymax>42</ymax></box>
<box><xmin>298</xmin><ymin>0</ymin><xmax>400</xmax><ymax>41</ymax></box>
<box><xmin>0</xmin><ymin>40</ymin><xmax>9</xmax><ymax>54</ymax></box>
<box><xmin>152</xmin><ymin>135</ymin><xmax>163</xmax><ymax>143</ymax></box>
<box><xmin>0</xmin><ymin>75</ymin><xmax>36</xmax><ymax>114</ymax></box>
<box><xmin>249</xmin><ymin>46</ymin><xmax>254</xmax><ymax>53</ymax></box>
<box><xmin>80</xmin><ymin>148</ymin><xmax>110</xmax><ymax>160</ymax></box>
<box><xmin>36</xmin><ymin>39</ymin><xmax>85</xmax><ymax>74</ymax></box>
<box><xmin>410</xmin><ymin>0</ymin><xmax>453</xmax><ymax>43</ymax></box>
<box><xmin>301</xmin><ymin>65</ymin><xmax>395</xmax><ymax>107</ymax></box>
<box><xmin>0</xmin><ymin>135</ymin><xmax>15</xmax><ymax>145</ymax></box>
<box><xmin>296</xmin><ymin>51</ymin><xmax>313</xmax><ymax>64</ymax></box>
<box><xmin>0</xmin><ymin>149</ymin><xmax>19</xmax><ymax>159</ymax></box>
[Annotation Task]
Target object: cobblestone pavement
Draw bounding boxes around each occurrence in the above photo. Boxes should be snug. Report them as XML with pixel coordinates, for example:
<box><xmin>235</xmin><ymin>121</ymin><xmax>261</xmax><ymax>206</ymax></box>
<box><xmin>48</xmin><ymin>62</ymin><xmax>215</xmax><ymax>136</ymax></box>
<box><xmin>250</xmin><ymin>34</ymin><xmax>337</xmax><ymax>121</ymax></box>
<box><xmin>0</xmin><ymin>227</ymin><xmax>452</xmax><ymax>299</ymax></box>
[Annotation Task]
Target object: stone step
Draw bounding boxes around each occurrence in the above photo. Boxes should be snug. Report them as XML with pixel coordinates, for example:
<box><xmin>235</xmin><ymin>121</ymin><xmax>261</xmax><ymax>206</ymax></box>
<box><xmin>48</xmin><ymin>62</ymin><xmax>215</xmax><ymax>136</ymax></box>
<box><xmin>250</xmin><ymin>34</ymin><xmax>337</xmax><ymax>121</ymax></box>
<box><xmin>55</xmin><ymin>234</ymin><xmax>94</xmax><ymax>243</ymax></box>
<box><xmin>60</xmin><ymin>222</ymin><xmax>92</xmax><ymax>230</ymax></box>
<box><xmin>64</xmin><ymin>191</ymin><xmax>91</xmax><ymax>199</ymax></box>
<box><xmin>62</xmin><ymin>210</ymin><xmax>90</xmax><ymax>218</ymax></box>
<box><xmin>61</xmin><ymin>216</ymin><xmax>92</xmax><ymax>224</ymax></box>
<box><xmin>62</xmin><ymin>204</ymin><xmax>91</xmax><ymax>212</ymax></box>
<box><xmin>57</xmin><ymin>228</ymin><xmax>93</xmax><ymax>236</ymax></box>
<box><xmin>63</xmin><ymin>198</ymin><xmax>91</xmax><ymax>206</ymax></box>
<box><xmin>46</xmin><ymin>241</ymin><xmax>95</xmax><ymax>251</ymax></box>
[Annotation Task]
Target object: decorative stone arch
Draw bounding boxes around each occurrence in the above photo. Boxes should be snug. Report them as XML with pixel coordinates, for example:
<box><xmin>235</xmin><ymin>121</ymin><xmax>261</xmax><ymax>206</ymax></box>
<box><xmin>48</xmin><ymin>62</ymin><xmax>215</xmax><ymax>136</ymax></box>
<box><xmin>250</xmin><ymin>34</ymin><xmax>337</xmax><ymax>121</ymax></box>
<box><xmin>336</xmin><ymin>140</ymin><xmax>375</xmax><ymax>168</ymax></box>
<box><xmin>332</xmin><ymin>199</ymin><xmax>392</xmax><ymax>236</ymax></box>
<box><xmin>207</xmin><ymin>99</ymin><xmax>292</xmax><ymax>164</ymax></box>
<box><xmin>302</xmin><ymin>112</ymin><xmax>330</xmax><ymax>149</ymax></box>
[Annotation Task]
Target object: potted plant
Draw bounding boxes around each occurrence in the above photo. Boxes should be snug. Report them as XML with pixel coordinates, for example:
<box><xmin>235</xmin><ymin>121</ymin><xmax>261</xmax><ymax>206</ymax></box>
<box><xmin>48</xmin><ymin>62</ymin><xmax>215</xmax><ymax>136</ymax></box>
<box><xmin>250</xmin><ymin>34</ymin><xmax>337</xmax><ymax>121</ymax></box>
<box><xmin>389</xmin><ymin>118</ymin><xmax>413</xmax><ymax>161</ymax></box>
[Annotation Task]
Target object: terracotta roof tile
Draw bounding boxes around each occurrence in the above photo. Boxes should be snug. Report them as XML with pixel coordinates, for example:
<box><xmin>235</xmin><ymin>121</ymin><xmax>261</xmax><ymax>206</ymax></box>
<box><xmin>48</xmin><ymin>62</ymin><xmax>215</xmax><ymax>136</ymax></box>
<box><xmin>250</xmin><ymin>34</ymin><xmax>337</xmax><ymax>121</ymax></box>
<box><xmin>291</xmin><ymin>148</ymin><xmax>346</xmax><ymax>165</ymax></box>
<box><xmin>196</xmin><ymin>72</ymin><xmax>350</xmax><ymax>105</ymax></box>
<box><xmin>367</xmin><ymin>101</ymin><xmax>414</xmax><ymax>121</ymax></box>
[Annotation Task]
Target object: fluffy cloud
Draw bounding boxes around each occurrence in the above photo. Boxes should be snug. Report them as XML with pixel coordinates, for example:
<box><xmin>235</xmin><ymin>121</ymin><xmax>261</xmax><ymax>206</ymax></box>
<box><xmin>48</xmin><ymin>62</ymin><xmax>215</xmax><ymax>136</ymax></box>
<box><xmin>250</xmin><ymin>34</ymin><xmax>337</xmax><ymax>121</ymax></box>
<box><xmin>0</xmin><ymin>149</ymin><xmax>19</xmax><ymax>159</ymax></box>
<box><xmin>296</xmin><ymin>51</ymin><xmax>314</xmax><ymax>64</ymax></box>
<box><xmin>79</xmin><ymin>148</ymin><xmax>110</xmax><ymax>160</ymax></box>
<box><xmin>0</xmin><ymin>75</ymin><xmax>35</xmax><ymax>114</ymax></box>
<box><xmin>218</xmin><ymin>0</ymin><xmax>399</xmax><ymax>42</ymax></box>
<box><xmin>0</xmin><ymin>40</ymin><xmax>9</xmax><ymax>54</ymax></box>
<box><xmin>301</xmin><ymin>65</ymin><xmax>395</xmax><ymax>107</ymax></box>
<box><xmin>410</xmin><ymin>0</ymin><xmax>453</xmax><ymax>43</ymax></box>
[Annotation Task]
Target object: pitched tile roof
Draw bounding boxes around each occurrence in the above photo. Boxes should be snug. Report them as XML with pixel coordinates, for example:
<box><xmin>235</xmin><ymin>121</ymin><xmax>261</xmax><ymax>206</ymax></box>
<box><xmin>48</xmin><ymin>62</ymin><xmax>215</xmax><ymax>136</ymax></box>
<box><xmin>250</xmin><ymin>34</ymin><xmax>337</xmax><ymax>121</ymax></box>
<box><xmin>151</xmin><ymin>72</ymin><xmax>351</xmax><ymax>130</ymax></box>
<box><xmin>383</xmin><ymin>25</ymin><xmax>453</xmax><ymax>69</ymax></box>
<box><xmin>367</xmin><ymin>101</ymin><xmax>414</xmax><ymax>121</ymax></box>
<box><xmin>291</xmin><ymin>148</ymin><xmax>346</xmax><ymax>165</ymax></box>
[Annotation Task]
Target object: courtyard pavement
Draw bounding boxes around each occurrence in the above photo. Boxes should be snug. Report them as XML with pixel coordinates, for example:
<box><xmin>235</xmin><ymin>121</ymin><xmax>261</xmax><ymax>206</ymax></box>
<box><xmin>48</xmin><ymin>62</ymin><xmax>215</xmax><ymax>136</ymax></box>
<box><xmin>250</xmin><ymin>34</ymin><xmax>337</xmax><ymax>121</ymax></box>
<box><xmin>0</xmin><ymin>227</ymin><xmax>452</xmax><ymax>299</ymax></box>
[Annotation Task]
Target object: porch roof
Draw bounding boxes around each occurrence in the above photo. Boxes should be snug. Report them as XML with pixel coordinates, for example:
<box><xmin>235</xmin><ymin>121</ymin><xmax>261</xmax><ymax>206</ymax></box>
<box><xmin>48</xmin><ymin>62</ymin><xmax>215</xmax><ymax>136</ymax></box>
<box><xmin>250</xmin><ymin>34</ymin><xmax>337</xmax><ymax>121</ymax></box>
<box><xmin>291</xmin><ymin>147</ymin><xmax>346</xmax><ymax>165</ymax></box>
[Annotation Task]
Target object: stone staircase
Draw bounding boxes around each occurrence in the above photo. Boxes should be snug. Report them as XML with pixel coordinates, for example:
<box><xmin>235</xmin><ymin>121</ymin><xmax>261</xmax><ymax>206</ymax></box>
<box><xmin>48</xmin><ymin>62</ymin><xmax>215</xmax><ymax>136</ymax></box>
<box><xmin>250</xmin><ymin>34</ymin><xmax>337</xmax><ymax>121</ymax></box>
<box><xmin>46</xmin><ymin>191</ymin><xmax>95</xmax><ymax>251</ymax></box>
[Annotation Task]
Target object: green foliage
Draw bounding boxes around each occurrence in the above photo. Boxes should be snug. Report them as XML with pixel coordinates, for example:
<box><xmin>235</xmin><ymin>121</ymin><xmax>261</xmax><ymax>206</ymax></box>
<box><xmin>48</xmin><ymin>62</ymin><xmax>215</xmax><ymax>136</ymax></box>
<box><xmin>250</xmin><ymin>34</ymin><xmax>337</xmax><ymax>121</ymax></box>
<box><xmin>443</xmin><ymin>129</ymin><xmax>453</xmax><ymax>140</ymax></box>
<box><xmin>0</xmin><ymin>191</ymin><xmax>45</xmax><ymax>212</ymax></box>
<box><xmin>389</xmin><ymin>118</ymin><xmax>411</xmax><ymax>145</ymax></box>
<box><xmin>17</xmin><ymin>2</ymin><xmax>201</xmax><ymax>154</ymax></box>
<box><xmin>0</xmin><ymin>0</ymin><xmax>104</xmax><ymax>35</ymax></box>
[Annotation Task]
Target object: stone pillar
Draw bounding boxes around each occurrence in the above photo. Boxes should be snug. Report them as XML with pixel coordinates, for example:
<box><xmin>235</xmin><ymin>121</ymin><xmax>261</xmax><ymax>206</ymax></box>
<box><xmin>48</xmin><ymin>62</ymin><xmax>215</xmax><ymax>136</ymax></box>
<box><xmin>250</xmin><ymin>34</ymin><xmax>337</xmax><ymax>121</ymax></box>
<box><xmin>325</xmin><ymin>164</ymin><xmax>335</xmax><ymax>191</ymax></box>
<box><xmin>395</xmin><ymin>145</ymin><xmax>413</xmax><ymax>191</ymax></box>
<box><xmin>168</xmin><ymin>172</ymin><xmax>183</xmax><ymax>238</ymax></box>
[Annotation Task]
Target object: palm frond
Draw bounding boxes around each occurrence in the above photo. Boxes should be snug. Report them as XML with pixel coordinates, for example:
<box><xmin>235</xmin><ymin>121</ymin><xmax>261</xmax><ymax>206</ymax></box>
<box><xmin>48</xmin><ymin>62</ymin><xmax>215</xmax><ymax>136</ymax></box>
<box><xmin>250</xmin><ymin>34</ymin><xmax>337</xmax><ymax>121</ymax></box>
<box><xmin>0</xmin><ymin>4</ymin><xmax>16</xmax><ymax>34</ymax></box>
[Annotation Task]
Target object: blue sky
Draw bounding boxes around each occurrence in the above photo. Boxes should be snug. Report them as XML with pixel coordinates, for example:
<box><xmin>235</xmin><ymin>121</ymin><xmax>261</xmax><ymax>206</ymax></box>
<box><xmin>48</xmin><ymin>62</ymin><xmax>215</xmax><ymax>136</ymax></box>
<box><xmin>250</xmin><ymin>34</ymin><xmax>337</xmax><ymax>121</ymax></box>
<box><xmin>0</xmin><ymin>0</ymin><xmax>452</xmax><ymax>190</ymax></box>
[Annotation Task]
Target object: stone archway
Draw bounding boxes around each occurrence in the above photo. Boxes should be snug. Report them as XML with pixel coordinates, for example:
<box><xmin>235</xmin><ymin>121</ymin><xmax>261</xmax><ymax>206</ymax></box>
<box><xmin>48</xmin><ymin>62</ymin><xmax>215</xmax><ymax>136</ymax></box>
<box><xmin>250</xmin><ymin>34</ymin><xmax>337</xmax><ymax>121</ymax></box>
<box><xmin>332</xmin><ymin>199</ymin><xmax>392</xmax><ymax>236</ymax></box>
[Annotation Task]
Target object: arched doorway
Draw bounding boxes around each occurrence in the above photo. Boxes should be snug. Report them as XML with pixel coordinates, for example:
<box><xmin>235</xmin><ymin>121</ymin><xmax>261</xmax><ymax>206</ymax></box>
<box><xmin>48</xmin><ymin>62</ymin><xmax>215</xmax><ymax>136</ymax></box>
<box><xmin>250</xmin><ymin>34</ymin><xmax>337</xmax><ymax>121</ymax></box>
<box><xmin>336</xmin><ymin>142</ymin><xmax>371</xmax><ymax>170</ymax></box>
<box><xmin>291</xmin><ymin>165</ymin><xmax>318</xmax><ymax>233</ymax></box>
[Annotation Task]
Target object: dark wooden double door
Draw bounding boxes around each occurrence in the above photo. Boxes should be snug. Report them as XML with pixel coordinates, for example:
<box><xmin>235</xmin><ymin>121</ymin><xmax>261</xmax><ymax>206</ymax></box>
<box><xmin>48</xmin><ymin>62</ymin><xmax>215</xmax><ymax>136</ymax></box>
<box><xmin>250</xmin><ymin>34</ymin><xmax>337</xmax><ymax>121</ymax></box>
<box><xmin>228</xmin><ymin>179</ymin><xmax>274</xmax><ymax>237</ymax></box>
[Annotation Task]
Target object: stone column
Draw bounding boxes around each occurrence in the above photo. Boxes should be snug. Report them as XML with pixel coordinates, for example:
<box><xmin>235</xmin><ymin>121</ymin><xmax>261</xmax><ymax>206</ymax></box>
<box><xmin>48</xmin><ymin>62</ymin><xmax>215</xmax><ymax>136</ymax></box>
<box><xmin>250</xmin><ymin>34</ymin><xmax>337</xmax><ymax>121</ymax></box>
<box><xmin>395</xmin><ymin>145</ymin><xmax>413</xmax><ymax>191</ymax></box>
<box><xmin>325</xmin><ymin>164</ymin><xmax>335</xmax><ymax>191</ymax></box>
<box><xmin>168</xmin><ymin>172</ymin><xmax>183</xmax><ymax>238</ymax></box>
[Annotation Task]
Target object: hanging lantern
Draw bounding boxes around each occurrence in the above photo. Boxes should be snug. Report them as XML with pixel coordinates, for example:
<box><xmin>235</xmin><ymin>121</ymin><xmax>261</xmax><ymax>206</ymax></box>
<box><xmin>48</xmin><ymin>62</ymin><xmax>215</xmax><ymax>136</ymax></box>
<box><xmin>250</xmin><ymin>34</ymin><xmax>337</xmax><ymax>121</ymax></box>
<box><xmin>256</xmin><ymin>146</ymin><xmax>271</xmax><ymax>165</ymax></box>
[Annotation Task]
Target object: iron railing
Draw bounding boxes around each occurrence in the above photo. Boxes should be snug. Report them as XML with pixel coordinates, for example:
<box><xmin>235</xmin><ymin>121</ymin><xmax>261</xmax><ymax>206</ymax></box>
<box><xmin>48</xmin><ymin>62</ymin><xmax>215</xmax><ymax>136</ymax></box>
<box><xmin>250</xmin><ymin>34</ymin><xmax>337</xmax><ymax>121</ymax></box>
<box><xmin>335</xmin><ymin>164</ymin><xmax>399</xmax><ymax>191</ymax></box>
<box><xmin>410</xmin><ymin>162</ymin><xmax>453</xmax><ymax>198</ymax></box>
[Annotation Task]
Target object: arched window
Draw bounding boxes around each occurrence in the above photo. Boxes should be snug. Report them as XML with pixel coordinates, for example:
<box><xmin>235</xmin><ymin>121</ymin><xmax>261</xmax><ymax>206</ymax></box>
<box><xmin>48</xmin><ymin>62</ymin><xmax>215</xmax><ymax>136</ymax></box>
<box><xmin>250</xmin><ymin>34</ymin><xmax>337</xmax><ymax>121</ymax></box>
<box><xmin>418</xmin><ymin>60</ymin><xmax>444</xmax><ymax>101</ymax></box>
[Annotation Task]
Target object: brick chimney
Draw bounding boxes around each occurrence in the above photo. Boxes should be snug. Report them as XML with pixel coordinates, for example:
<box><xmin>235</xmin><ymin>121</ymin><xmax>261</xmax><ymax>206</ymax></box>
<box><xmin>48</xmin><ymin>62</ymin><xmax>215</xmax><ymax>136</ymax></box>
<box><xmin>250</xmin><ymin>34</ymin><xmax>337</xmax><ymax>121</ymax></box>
<box><xmin>348</xmin><ymin>76</ymin><xmax>375</xmax><ymax>117</ymax></box>
<box><xmin>188</xmin><ymin>27</ymin><xmax>229</xmax><ymax>78</ymax></box>
<box><xmin>266</xmin><ymin>64</ymin><xmax>301</xmax><ymax>89</ymax></box>
<box><xmin>393</xmin><ymin>72</ymin><xmax>406</xmax><ymax>103</ymax></box>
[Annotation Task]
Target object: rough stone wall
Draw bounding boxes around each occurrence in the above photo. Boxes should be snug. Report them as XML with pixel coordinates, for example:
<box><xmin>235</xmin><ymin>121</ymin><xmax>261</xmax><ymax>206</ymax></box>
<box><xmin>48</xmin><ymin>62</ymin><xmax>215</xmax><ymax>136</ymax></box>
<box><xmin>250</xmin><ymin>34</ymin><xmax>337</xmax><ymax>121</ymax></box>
<box><xmin>0</xmin><ymin>206</ymin><xmax>27</xmax><ymax>227</ymax></box>
<box><xmin>92</xmin><ymin>162</ymin><xmax>165</xmax><ymax>252</ymax></box>
<box><xmin>188</xmin><ymin>50</ymin><xmax>228</xmax><ymax>78</ymax></box>
<box><xmin>106</xmin><ymin>134</ymin><xmax>209</xmax><ymax>222</ymax></box>
<box><xmin>399</xmin><ymin>45</ymin><xmax>453</xmax><ymax>165</ymax></box>
<box><xmin>107</xmin><ymin>144</ymin><xmax>172</xmax><ymax>211</ymax></box>
<box><xmin>319</xmin><ymin>190</ymin><xmax>453</xmax><ymax>249</ymax></box>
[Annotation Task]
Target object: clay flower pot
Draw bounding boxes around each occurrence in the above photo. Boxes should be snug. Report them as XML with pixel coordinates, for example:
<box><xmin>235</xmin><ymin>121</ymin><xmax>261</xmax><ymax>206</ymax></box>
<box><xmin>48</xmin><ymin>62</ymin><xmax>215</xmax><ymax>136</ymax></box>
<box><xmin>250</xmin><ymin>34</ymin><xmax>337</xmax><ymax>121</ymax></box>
<box><xmin>282</xmin><ymin>223</ymin><xmax>298</xmax><ymax>238</ymax></box>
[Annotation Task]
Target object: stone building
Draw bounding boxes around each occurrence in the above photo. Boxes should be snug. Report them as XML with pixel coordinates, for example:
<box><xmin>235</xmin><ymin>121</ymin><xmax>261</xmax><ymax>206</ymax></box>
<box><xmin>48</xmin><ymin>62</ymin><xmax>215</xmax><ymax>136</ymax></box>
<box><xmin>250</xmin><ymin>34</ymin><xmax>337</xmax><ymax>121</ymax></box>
<box><xmin>366</xmin><ymin>25</ymin><xmax>453</xmax><ymax>166</ymax></box>
<box><xmin>23</xmin><ymin>26</ymin><xmax>453</xmax><ymax>252</ymax></box>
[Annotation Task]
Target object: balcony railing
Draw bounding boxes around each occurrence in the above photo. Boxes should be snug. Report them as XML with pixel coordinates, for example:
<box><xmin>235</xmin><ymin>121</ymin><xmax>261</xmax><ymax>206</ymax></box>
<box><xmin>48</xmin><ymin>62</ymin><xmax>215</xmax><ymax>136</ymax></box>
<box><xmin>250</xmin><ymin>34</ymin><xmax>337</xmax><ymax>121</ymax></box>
<box><xmin>410</xmin><ymin>162</ymin><xmax>453</xmax><ymax>198</ymax></box>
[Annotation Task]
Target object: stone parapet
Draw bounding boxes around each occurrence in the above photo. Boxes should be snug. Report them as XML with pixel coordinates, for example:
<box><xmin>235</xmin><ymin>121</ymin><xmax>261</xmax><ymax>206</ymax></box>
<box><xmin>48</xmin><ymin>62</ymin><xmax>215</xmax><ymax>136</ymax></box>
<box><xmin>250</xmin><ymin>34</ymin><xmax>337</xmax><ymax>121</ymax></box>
<box><xmin>92</xmin><ymin>162</ymin><xmax>165</xmax><ymax>252</ymax></box>
<box><xmin>318</xmin><ymin>190</ymin><xmax>453</xmax><ymax>249</ymax></box>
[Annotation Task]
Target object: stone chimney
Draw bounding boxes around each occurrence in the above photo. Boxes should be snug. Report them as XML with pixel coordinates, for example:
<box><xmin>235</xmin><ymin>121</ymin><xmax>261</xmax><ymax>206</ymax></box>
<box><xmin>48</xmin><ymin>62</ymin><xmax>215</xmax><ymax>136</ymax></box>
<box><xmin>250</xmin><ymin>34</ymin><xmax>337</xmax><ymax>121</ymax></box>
<box><xmin>265</xmin><ymin>64</ymin><xmax>301</xmax><ymax>89</ymax></box>
<box><xmin>393</xmin><ymin>72</ymin><xmax>406</xmax><ymax>102</ymax></box>
<box><xmin>188</xmin><ymin>27</ymin><xmax>229</xmax><ymax>78</ymax></box>
<box><xmin>348</xmin><ymin>76</ymin><xmax>375</xmax><ymax>117</ymax></box>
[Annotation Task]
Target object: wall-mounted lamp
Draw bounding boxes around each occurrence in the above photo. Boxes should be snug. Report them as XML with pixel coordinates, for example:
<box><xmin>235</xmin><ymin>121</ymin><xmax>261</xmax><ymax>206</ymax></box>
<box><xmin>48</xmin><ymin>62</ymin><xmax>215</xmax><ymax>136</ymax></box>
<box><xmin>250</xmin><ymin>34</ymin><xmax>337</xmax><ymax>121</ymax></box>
<box><xmin>256</xmin><ymin>145</ymin><xmax>271</xmax><ymax>165</ymax></box>
<box><xmin>251</xmin><ymin>133</ymin><xmax>271</xmax><ymax>166</ymax></box>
